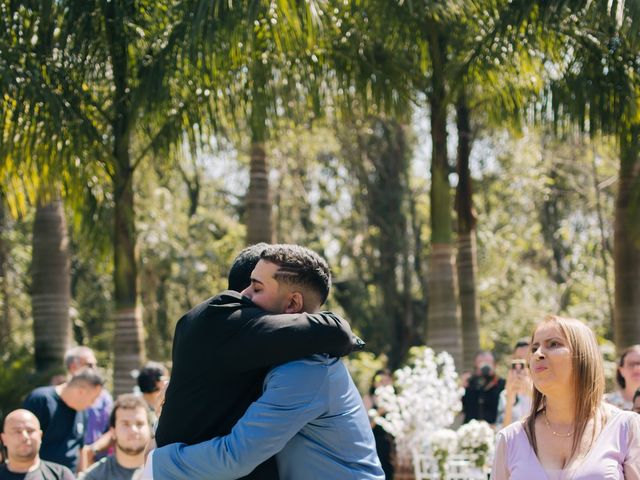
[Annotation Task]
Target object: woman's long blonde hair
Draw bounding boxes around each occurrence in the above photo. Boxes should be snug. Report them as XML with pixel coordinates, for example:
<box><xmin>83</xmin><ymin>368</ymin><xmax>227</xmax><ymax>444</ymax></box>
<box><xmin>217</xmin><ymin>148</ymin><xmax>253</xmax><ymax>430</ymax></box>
<box><xmin>524</xmin><ymin>315</ymin><xmax>605</xmax><ymax>459</ymax></box>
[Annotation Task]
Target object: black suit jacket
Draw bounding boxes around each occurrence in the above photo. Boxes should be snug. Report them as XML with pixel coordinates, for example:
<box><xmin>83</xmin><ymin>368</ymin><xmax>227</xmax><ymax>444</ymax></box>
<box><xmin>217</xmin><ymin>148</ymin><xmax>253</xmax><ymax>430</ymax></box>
<box><xmin>154</xmin><ymin>290</ymin><xmax>356</xmax><ymax>479</ymax></box>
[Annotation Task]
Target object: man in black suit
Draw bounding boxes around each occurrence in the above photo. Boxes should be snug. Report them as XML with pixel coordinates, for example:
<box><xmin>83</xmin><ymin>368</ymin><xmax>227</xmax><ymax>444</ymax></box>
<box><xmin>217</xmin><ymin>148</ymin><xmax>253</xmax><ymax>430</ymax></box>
<box><xmin>153</xmin><ymin>244</ymin><xmax>359</xmax><ymax>479</ymax></box>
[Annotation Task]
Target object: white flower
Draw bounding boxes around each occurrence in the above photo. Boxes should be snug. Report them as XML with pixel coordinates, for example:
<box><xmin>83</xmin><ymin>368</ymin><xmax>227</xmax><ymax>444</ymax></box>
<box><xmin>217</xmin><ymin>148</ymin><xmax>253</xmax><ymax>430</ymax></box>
<box><xmin>456</xmin><ymin>420</ymin><xmax>496</xmax><ymax>468</ymax></box>
<box><xmin>374</xmin><ymin>348</ymin><xmax>464</xmax><ymax>456</ymax></box>
<box><xmin>430</xmin><ymin>428</ymin><xmax>458</xmax><ymax>455</ymax></box>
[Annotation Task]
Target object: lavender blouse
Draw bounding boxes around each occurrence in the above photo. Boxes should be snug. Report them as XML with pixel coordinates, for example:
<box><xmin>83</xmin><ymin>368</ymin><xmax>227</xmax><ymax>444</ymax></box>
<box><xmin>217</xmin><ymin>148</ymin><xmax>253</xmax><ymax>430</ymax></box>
<box><xmin>492</xmin><ymin>408</ymin><xmax>640</xmax><ymax>480</ymax></box>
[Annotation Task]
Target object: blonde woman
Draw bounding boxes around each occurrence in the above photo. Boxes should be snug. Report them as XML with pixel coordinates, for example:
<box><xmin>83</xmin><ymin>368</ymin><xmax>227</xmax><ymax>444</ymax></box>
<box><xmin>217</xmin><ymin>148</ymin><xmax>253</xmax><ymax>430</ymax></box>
<box><xmin>605</xmin><ymin>345</ymin><xmax>640</xmax><ymax>410</ymax></box>
<box><xmin>492</xmin><ymin>315</ymin><xmax>640</xmax><ymax>479</ymax></box>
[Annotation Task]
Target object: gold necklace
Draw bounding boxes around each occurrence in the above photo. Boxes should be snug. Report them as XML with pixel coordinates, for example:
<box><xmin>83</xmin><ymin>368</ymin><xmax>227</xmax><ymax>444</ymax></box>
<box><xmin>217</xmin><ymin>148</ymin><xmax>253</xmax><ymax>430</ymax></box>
<box><xmin>543</xmin><ymin>409</ymin><xmax>573</xmax><ymax>437</ymax></box>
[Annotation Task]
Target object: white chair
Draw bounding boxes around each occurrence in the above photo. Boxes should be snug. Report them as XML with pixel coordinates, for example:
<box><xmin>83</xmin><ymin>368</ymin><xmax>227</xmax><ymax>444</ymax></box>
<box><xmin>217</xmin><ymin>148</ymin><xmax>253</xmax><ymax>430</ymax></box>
<box><xmin>412</xmin><ymin>450</ymin><xmax>488</xmax><ymax>480</ymax></box>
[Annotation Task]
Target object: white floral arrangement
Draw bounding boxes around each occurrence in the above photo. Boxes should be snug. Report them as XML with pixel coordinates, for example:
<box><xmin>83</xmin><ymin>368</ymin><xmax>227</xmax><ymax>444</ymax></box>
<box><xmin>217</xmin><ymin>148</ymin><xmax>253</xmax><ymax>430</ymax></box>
<box><xmin>429</xmin><ymin>428</ymin><xmax>458</xmax><ymax>480</ymax></box>
<box><xmin>456</xmin><ymin>419</ymin><xmax>496</xmax><ymax>468</ymax></box>
<box><xmin>374</xmin><ymin>347</ymin><xmax>463</xmax><ymax>456</ymax></box>
<box><xmin>430</xmin><ymin>428</ymin><xmax>458</xmax><ymax>454</ymax></box>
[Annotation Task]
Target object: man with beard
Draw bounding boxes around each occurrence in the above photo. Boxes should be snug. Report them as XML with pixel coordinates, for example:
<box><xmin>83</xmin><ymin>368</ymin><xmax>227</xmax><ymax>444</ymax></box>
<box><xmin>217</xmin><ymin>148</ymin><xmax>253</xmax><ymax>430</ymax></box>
<box><xmin>80</xmin><ymin>395</ymin><xmax>151</xmax><ymax>480</ymax></box>
<box><xmin>150</xmin><ymin>245</ymin><xmax>383</xmax><ymax>479</ymax></box>
<box><xmin>0</xmin><ymin>409</ymin><xmax>74</xmax><ymax>480</ymax></box>
<box><xmin>145</xmin><ymin>243</ymin><xmax>358</xmax><ymax>479</ymax></box>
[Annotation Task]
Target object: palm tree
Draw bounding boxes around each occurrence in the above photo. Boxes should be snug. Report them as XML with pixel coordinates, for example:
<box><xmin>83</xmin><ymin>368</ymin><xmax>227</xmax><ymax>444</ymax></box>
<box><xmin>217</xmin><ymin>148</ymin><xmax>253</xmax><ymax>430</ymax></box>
<box><xmin>223</xmin><ymin>4</ymin><xmax>328</xmax><ymax>245</ymax></box>
<box><xmin>450</xmin><ymin>4</ymin><xmax>543</xmax><ymax>369</ymax></box>
<box><xmin>495</xmin><ymin>0</ymin><xmax>640</xmax><ymax>348</ymax></box>
<box><xmin>334</xmin><ymin>0</ymin><xmax>465</xmax><ymax>366</ymax></box>
<box><xmin>31</xmin><ymin>199</ymin><xmax>71</xmax><ymax>373</ymax></box>
<box><xmin>0</xmin><ymin>1</ymin><xmax>97</xmax><ymax>373</ymax></box>
<box><xmin>2</xmin><ymin>0</ymin><xmax>334</xmax><ymax>393</ymax></box>
<box><xmin>454</xmin><ymin>87</ymin><xmax>481</xmax><ymax>371</ymax></box>
<box><xmin>333</xmin><ymin>0</ymin><xmax>546</xmax><ymax>368</ymax></box>
<box><xmin>246</xmin><ymin>61</ymin><xmax>273</xmax><ymax>244</ymax></box>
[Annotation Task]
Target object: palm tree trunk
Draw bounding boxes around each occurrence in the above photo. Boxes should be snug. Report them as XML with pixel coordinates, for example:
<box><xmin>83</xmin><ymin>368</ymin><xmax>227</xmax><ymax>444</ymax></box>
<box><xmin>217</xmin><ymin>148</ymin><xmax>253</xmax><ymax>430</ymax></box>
<box><xmin>457</xmin><ymin>233</ymin><xmax>480</xmax><ymax>368</ymax></box>
<box><xmin>31</xmin><ymin>199</ymin><xmax>71</xmax><ymax>373</ymax></box>
<box><xmin>455</xmin><ymin>91</ymin><xmax>480</xmax><ymax>372</ymax></box>
<box><xmin>614</xmin><ymin>121</ymin><xmax>640</xmax><ymax>349</ymax></box>
<box><xmin>246</xmin><ymin>64</ymin><xmax>272</xmax><ymax>245</ymax></box>
<box><xmin>108</xmin><ymin>3</ymin><xmax>144</xmax><ymax>395</ymax></box>
<box><xmin>113</xmin><ymin>149</ymin><xmax>144</xmax><ymax>395</ymax></box>
<box><xmin>426</xmin><ymin>32</ymin><xmax>462</xmax><ymax>367</ymax></box>
<box><xmin>246</xmin><ymin>140</ymin><xmax>273</xmax><ymax>244</ymax></box>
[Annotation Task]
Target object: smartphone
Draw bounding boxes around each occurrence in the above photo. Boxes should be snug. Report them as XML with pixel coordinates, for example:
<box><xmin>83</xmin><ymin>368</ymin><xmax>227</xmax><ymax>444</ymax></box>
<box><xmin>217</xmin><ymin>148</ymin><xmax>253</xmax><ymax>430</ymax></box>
<box><xmin>510</xmin><ymin>359</ymin><xmax>527</xmax><ymax>371</ymax></box>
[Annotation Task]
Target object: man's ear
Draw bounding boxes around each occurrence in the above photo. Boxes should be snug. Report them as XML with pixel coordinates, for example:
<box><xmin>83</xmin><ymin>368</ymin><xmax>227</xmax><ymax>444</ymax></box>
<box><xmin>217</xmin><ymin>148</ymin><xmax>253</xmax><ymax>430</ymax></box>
<box><xmin>284</xmin><ymin>292</ymin><xmax>304</xmax><ymax>313</ymax></box>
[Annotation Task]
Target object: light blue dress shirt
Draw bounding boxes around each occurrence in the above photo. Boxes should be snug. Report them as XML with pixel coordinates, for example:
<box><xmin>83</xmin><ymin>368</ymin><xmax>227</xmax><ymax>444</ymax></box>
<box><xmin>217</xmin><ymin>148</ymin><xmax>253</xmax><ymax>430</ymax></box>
<box><xmin>152</xmin><ymin>354</ymin><xmax>385</xmax><ymax>480</ymax></box>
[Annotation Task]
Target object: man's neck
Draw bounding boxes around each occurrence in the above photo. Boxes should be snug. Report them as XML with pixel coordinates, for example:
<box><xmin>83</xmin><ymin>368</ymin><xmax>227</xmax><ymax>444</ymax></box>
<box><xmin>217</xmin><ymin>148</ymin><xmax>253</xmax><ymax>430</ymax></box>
<box><xmin>302</xmin><ymin>303</ymin><xmax>321</xmax><ymax>314</ymax></box>
<box><xmin>55</xmin><ymin>383</ymin><xmax>76</xmax><ymax>411</ymax></box>
<box><xmin>6</xmin><ymin>457</ymin><xmax>41</xmax><ymax>473</ymax></box>
<box><xmin>115</xmin><ymin>449</ymin><xmax>144</xmax><ymax>469</ymax></box>
<box><xmin>142</xmin><ymin>392</ymin><xmax>157</xmax><ymax>412</ymax></box>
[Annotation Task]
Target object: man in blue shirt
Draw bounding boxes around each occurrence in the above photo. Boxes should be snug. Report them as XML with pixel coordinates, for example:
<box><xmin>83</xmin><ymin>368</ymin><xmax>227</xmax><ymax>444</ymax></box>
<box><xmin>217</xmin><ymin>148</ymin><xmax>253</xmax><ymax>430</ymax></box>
<box><xmin>23</xmin><ymin>368</ymin><xmax>104</xmax><ymax>473</ymax></box>
<box><xmin>149</xmin><ymin>244</ymin><xmax>384</xmax><ymax>479</ymax></box>
<box><xmin>149</xmin><ymin>244</ymin><xmax>359</xmax><ymax>479</ymax></box>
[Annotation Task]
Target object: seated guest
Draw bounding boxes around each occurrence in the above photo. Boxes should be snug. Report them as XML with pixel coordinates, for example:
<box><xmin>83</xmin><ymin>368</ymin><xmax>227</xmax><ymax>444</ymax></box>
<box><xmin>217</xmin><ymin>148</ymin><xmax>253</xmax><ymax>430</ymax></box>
<box><xmin>80</xmin><ymin>394</ymin><xmax>151</xmax><ymax>480</ymax></box>
<box><xmin>605</xmin><ymin>344</ymin><xmax>640</xmax><ymax>410</ymax></box>
<box><xmin>136</xmin><ymin>362</ymin><xmax>168</xmax><ymax>427</ymax></box>
<box><xmin>23</xmin><ymin>368</ymin><xmax>104</xmax><ymax>472</ymax></box>
<box><xmin>0</xmin><ymin>409</ymin><xmax>74</xmax><ymax>479</ymax></box>
<box><xmin>492</xmin><ymin>315</ymin><xmax>640</xmax><ymax>479</ymax></box>
<box><xmin>64</xmin><ymin>347</ymin><xmax>113</xmax><ymax>458</ymax></box>
<box><xmin>496</xmin><ymin>339</ymin><xmax>532</xmax><ymax>428</ymax></box>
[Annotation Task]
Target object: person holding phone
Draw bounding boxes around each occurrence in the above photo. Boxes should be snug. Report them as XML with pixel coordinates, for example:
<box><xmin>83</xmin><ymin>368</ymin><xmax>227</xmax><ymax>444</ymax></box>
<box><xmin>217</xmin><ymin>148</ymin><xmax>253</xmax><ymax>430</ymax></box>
<box><xmin>496</xmin><ymin>340</ymin><xmax>533</xmax><ymax>429</ymax></box>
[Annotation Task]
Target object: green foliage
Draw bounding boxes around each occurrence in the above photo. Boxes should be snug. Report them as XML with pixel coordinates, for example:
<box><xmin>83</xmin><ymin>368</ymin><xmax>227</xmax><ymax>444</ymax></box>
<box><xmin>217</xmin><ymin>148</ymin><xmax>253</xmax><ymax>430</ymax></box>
<box><xmin>136</xmin><ymin>142</ymin><xmax>247</xmax><ymax>362</ymax></box>
<box><xmin>2</xmin><ymin>0</ymin><xmax>638</xmax><ymax>382</ymax></box>
<box><xmin>0</xmin><ymin>346</ymin><xmax>58</xmax><ymax>420</ymax></box>
<box><xmin>70</xmin><ymin>237</ymin><xmax>114</xmax><ymax>366</ymax></box>
<box><xmin>343</xmin><ymin>351</ymin><xmax>387</xmax><ymax>397</ymax></box>
<box><xmin>0</xmin><ymin>209</ymin><xmax>32</xmax><ymax>349</ymax></box>
<box><xmin>475</xmin><ymin>129</ymin><xmax>617</xmax><ymax>358</ymax></box>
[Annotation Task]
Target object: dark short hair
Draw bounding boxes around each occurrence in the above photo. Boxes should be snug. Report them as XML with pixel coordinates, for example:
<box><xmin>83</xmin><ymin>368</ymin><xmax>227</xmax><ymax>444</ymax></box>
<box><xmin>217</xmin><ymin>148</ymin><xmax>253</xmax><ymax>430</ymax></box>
<box><xmin>634</xmin><ymin>387</ymin><xmax>640</xmax><ymax>403</ymax></box>
<box><xmin>137</xmin><ymin>362</ymin><xmax>167</xmax><ymax>394</ymax></box>
<box><xmin>616</xmin><ymin>345</ymin><xmax>640</xmax><ymax>389</ymax></box>
<box><xmin>68</xmin><ymin>368</ymin><xmax>105</xmax><ymax>388</ymax></box>
<box><xmin>260</xmin><ymin>244</ymin><xmax>331</xmax><ymax>305</ymax></box>
<box><xmin>109</xmin><ymin>393</ymin><xmax>149</xmax><ymax>428</ymax></box>
<box><xmin>227</xmin><ymin>243</ymin><xmax>269</xmax><ymax>292</ymax></box>
<box><xmin>514</xmin><ymin>339</ymin><xmax>530</xmax><ymax>351</ymax></box>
